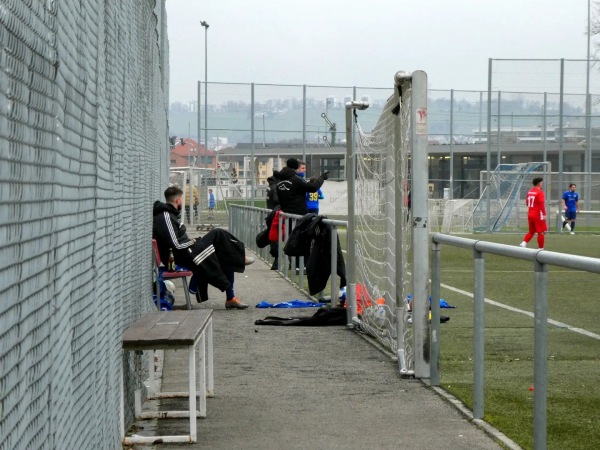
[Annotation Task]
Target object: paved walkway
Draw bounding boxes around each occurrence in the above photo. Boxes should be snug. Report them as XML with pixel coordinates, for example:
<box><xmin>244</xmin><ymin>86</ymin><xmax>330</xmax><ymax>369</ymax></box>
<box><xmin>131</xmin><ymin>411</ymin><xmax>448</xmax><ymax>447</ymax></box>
<box><xmin>130</xmin><ymin>247</ymin><xmax>507</xmax><ymax>450</ymax></box>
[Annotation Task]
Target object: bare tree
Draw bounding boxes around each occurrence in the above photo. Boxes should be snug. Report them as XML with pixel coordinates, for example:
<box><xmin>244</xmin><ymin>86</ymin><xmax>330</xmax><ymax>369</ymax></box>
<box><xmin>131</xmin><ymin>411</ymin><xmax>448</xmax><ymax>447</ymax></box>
<box><xmin>590</xmin><ymin>1</ymin><xmax>600</xmax><ymax>53</ymax></box>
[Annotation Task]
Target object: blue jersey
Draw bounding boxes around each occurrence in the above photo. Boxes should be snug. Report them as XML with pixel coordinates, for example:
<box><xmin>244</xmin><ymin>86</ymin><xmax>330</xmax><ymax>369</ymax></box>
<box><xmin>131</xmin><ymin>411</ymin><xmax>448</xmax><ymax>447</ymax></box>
<box><xmin>562</xmin><ymin>191</ymin><xmax>578</xmax><ymax>211</ymax></box>
<box><xmin>209</xmin><ymin>193</ymin><xmax>216</xmax><ymax>208</ymax></box>
<box><xmin>306</xmin><ymin>189</ymin><xmax>324</xmax><ymax>209</ymax></box>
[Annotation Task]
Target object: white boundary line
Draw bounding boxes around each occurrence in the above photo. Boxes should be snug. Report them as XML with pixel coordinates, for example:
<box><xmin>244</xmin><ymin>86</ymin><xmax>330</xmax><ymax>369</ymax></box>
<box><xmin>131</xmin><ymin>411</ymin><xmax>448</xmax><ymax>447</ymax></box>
<box><xmin>441</xmin><ymin>283</ymin><xmax>600</xmax><ymax>341</ymax></box>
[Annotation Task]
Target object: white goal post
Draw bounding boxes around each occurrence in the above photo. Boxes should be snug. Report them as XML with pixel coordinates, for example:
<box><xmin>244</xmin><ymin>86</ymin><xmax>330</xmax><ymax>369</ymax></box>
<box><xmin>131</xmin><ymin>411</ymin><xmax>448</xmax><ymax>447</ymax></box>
<box><xmin>346</xmin><ymin>71</ymin><xmax>430</xmax><ymax>378</ymax></box>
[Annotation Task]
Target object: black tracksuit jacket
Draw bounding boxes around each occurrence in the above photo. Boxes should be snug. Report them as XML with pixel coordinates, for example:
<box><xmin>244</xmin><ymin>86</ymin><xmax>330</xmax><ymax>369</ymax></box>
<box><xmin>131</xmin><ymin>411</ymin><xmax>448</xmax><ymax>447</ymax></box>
<box><xmin>275</xmin><ymin>167</ymin><xmax>324</xmax><ymax>215</ymax></box>
<box><xmin>152</xmin><ymin>201</ymin><xmax>246</xmax><ymax>291</ymax></box>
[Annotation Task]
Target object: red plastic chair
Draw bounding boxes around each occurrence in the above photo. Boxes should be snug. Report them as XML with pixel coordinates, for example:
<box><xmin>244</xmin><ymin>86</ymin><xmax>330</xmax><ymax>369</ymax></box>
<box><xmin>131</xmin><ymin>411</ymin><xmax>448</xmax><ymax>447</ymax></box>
<box><xmin>152</xmin><ymin>239</ymin><xmax>193</xmax><ymax>310</ymax></box>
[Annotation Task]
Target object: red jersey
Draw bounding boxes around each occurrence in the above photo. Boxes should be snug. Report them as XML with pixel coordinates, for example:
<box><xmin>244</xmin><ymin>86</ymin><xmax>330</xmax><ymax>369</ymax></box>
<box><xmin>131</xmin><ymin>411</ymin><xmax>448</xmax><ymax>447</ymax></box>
<box><xmin>526</xmin><ymin>187</ymin><xmax>546</xmax><ymax>220</ymax></box>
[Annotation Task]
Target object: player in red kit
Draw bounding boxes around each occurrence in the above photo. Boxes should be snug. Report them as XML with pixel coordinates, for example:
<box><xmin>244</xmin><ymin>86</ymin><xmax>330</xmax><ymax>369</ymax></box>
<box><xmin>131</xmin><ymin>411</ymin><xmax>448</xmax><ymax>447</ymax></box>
<box><xmin>520</xmin><ymin>177</ymin><xmax>547</xmax><ymax>249</ymax></box>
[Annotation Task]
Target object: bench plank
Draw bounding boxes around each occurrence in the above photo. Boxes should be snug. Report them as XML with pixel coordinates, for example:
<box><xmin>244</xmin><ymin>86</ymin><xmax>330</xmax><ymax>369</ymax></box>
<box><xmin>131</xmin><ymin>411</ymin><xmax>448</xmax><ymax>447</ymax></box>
<box><xmin>123</xmin><ymin>310</ymin><xmax>212</xmax><ymax>349</ymax></box>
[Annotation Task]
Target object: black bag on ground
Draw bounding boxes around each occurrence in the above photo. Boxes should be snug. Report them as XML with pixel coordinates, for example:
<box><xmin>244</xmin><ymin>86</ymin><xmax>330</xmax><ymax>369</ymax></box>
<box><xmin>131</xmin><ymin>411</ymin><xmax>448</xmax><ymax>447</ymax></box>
<box><xmin>254</xmin><ymin>307</ymin><xmax>346</xmax><ymax>326</ymax></box>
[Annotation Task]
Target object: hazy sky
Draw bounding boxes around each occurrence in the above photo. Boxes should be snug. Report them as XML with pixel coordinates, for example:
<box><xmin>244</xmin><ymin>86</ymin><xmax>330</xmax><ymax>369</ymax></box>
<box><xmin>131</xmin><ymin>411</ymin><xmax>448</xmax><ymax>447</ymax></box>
<box><xmin>166</xmin><ymin>0</ymin><xmax>592</xmax><ymax>103</ymax></box>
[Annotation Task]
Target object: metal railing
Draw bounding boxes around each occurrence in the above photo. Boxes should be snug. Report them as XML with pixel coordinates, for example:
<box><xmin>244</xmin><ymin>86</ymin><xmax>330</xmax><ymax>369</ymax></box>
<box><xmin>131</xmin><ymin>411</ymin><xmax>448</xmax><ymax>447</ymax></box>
<box><xmin>229</xmin><ymin>205</ymin><xmax>349</xmax><ymax>318</ymax></box>
<box><xmin>430</xmin><ymin>233</ymin><xmax>600</xmax><ymax>450</ymax></box>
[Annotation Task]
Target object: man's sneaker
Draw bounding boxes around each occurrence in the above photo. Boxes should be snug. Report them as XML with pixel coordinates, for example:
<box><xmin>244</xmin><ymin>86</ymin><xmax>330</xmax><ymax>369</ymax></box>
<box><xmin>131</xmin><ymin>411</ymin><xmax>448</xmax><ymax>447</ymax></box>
<box><xmin>225</xmin><ymin>297</ymin><xmax>249</xmax><ymax>309</ymax></box>
<box><xmin>570</xmin><ymin>232</ymin><xmax>575</xmax><ymax>235</ymax></box>
<box><xmin>245</xmin><ymin>256</ymin><xmax>255</xmax><ymax>265</ymax></box>
<box><xmin>519</xmin><ymin>242</ymin><xmax>527</xmax><ymax>248</ymax></box>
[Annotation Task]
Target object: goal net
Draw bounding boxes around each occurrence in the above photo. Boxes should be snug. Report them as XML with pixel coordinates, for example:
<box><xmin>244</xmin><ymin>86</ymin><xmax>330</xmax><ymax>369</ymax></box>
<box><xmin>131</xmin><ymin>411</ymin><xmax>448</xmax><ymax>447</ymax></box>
<box><xmin>441</xmin><ymin>199</ymin><xmax>477</xmax><ymax>234</ymax></box>
<box><xmin>351</xmin><ymin>76</ymin><xmax>415</xmax><ymax>373</ymax></box>
<box><xmin>469</xmin><ymin>162</ymin><xmax>550</xmax><ymax>232</ymax></box>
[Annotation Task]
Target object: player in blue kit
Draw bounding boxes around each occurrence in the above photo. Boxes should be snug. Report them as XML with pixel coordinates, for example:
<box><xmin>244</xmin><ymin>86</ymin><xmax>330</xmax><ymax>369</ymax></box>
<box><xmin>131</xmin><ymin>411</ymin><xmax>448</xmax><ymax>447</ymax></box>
<box><xmin>562</xmin><ymin>183</ymin><xmax>580</xmax><ymax>235</ymax></box>
<box><xmin>306</xmin><ymin>186</ymin><xmax>324</xmax><ymax>214</ymax></box>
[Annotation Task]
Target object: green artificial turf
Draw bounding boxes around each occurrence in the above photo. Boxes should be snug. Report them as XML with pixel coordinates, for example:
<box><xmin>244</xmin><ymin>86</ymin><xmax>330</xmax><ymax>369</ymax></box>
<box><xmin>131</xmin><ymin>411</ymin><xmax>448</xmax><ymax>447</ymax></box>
<box><xmin>437</xmin><ymin>233</ymin><xmax>600</xmax><ymax>450</ymax></box>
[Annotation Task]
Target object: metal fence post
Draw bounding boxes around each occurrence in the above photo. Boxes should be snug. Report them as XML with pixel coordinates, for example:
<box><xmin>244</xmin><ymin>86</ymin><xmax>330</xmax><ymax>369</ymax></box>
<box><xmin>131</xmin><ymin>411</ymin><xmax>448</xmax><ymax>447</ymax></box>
<box><xmin>303</xmin><ymin>84</ymin><xmax>307</xmax><ymax>164</ymax></box>
<box><xmin>486</xmin><ymin>59</ymin><xmax>492</xmax><ymax>232</ymax></box>
<box><xmin>497</xmin><ymin>90</ymin><xmax>501</xmax><ymax>167</ymax></box>
<box><xmin>473</xmin><ymin>247</ymin><xmax>485</xmax><ymax>420</ymax></box>
<box><xmin>533</xmin><ymin>259</ymin><xmax>548</xmax><ymax>450</ymax></box>
<box><xmin>250</xmin><ymin>82</ymin><xmax>255</xmax><ymax>207</ymax></box>
<box><xmin>430</xmin><ymin>241</ymin><xmax>441</xmax><ymax>386</ymax></box>
<box><xmin>558</xmin><ymin>59</ymin><xmax>564</xmax><ymax>199</ymax></box>
<box><xmin>542</xmin><ymin>92</ymin><xmax>547</xmax><ymax>165</ymax></box>
<box><xmin>181</xmin><ymin>172</ymin><xmax>188</xmax><ymax>224</ymax></box>
<box><xmin>449</xmin><ymin>89</ymin><xmax>454</xmax><ymax>199</ymax></box>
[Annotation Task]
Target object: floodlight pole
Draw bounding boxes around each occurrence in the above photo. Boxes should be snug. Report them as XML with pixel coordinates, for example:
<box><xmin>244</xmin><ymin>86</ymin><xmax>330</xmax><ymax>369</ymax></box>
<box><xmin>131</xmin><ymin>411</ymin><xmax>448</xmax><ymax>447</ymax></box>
<box><xmin>201</xmin><ymin>20</ymin><xmax>209</xmax><ymax>163</ymax></box>
<box><xmin>345</xmin><ymin>100</ymin><xmax>369</xmax><ymax>327</ymax></box>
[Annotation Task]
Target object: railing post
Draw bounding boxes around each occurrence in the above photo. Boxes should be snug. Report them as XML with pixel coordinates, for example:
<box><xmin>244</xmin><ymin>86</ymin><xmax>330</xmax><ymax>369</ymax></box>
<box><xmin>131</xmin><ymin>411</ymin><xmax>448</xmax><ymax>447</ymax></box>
<box><xmin>290</xmin><ymin>218</ymin><xmax>296</xmax><ymax>282</ymax></box>
<box><xmin>473</xmin><ymin>247</ymin><xmax>485</xmax><ymax>420</ymax></box>
<box><xmin>330</xmin><ymin>226</ymin><xmax>338</xmax><ymax>306</ymax></box>
<box><xmin>533</xmin><ymin>259</ymin><xmax>548</xmax><ymax>450</ymax></box>
<box><xmin>278</xmin><ymin>212</ymin><xmax>283</xmax><ymax>274</ymax></box>
<box><xmin>430</xmin><ymin>240</ymin><xmax>441</xmax><ymax>386</ymax></box>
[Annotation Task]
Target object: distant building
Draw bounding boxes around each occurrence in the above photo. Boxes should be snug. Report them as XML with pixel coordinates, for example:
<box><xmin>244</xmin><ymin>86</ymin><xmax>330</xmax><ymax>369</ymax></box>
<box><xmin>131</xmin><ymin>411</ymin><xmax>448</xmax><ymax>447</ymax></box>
<box><xmin>170</xmin><ymin>138</ymin><xmax>217</xmax><ymax>169</ymax></box>
<box><xmin>188</xmin><ymin>101</ymin><xmax>198</xmax><ymax>113</ymax></box>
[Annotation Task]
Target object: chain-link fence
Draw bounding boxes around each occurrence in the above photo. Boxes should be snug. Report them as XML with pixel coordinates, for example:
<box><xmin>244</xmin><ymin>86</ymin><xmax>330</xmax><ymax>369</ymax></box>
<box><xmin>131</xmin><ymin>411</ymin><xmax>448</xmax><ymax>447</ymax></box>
<box><xmin>490</xmin><ymin>59</ymin><xmax>600</xmax><ymax>209</ymax></box>
<box><xmin>0</xmin><ymin>1</ymin><xmax>169</xmax><ymax>448</ymax></box>
<box><xmin>173</xmin><ymin>72</ymin><xmax>600</xmax><ymax>209</ymax></box>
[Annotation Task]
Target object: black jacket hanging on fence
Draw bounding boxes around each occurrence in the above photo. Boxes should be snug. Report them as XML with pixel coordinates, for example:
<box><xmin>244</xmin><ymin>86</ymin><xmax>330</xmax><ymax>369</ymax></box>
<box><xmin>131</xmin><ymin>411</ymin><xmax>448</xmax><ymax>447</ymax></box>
<box><xmin>283</xmin><ymin>213</ymin><xmax>317</xmax><ymax>257</ymax></box>
<box><xmin>304</xmin><ymin>215</ymin><xmax>347</xmax><ymax>295</ymax></box>
<box><xmin>266</xmin><ymin>171</ymin><xmax>281</xmax><ymax>210</ymax></box>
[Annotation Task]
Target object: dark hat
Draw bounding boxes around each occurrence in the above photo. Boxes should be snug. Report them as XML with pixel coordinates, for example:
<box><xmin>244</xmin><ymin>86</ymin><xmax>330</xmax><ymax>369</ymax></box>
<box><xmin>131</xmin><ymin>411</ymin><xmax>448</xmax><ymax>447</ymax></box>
<box><xmin>286</xmin><ymin>158</ymin><xmax>299</xmax><ymax>170</ymax></box>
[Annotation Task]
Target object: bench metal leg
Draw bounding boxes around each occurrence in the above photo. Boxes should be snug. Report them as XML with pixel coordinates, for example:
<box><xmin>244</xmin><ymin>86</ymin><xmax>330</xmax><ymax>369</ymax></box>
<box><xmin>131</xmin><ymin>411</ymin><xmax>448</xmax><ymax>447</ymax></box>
<box><xmin>198</xmin><ymin>334</ymin><xmax>207</xmax><ymax>417</ymax></box>
<box><xmin>189</xmin><ymin>344</ymin><xmax>197</xmax><ymax>442</ymax></box>
<box><xmin>182</xmin><ymin>277</ymin><xmax>193</xmax><ymax>310</ymax></box>
<box><xmin>207</xmin><ymin>319</ymin><xmax>214</xmax><ymax>397</ymax></box>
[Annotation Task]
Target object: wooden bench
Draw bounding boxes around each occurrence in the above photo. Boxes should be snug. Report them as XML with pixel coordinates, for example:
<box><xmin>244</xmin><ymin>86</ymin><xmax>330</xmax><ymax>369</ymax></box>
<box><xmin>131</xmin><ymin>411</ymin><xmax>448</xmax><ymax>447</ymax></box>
<box><xmin>120</xmin><ymin>310</ymin><xmax>214</xmax><ymax>444</ymax></box>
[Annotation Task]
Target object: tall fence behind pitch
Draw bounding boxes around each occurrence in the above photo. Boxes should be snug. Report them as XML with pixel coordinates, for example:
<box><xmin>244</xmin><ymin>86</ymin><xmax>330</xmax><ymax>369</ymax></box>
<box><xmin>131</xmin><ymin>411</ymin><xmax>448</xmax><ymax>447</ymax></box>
<box><xmin>0</xmin><ymin>1</ymin><xmax>169</xmax><ymax>448</ymax></box>
<box><xmin>173</xmin><ymin>74</ymin><xmax>600</xmax><ymax>205</ymax></box>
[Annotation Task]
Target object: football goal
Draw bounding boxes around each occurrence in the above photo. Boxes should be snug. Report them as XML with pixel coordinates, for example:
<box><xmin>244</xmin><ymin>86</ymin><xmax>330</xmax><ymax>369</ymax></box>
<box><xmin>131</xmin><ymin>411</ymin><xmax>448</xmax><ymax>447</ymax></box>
<box><xmin>469</xmin><ymin>162</ymin><xmax>551</xmax><ymax>233</ymax></box>
<box><xmin>346</xmin><ymin>71</ymin><xmax>429</xmax><ymax>377</ymax></box>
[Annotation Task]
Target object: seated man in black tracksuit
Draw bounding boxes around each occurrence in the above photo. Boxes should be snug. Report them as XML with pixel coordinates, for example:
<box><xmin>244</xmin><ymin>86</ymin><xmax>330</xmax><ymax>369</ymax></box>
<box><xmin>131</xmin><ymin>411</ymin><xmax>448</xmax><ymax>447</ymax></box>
<box><xmin>153</xmin><ymin>186</ymin><xmax>254</xmax><ymax>309</ymax></box>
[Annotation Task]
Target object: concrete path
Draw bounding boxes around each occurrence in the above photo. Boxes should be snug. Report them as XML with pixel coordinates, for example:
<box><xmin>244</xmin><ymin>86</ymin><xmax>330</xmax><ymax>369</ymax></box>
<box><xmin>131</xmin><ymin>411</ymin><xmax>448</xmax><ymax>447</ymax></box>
<box><xmin>130</xmin><ymin>249</ymin><xmax>506</xmax><ymax>450</ymax></box>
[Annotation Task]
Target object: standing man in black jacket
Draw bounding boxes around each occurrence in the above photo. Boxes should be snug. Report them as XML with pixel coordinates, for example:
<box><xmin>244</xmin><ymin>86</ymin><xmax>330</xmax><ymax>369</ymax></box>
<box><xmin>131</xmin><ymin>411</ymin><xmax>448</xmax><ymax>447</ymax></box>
<box><xmin>266</xmin><ymin>170</ymin><xmax>280</xmax><ymax>210</ymax></box>
<box><xmin>153</xmin><ymin>186</ymin><xmax>254</xmax><ymax>309</ymax></box>
<box><xmin>276</xmin><ymin>158</ymin><xmax>328</xmax><ymax>215</ymax></box>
